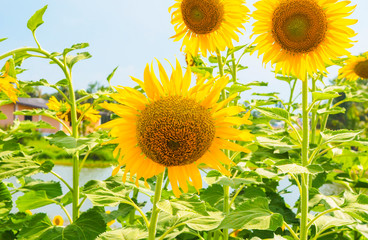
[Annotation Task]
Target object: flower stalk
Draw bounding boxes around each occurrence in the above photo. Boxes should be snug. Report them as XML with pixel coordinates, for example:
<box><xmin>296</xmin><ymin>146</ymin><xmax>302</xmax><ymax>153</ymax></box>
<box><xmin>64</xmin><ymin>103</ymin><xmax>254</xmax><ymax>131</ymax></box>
<box><xmin>148</xmin><ymin>172</ymin><xmax>164</xmax><ymax>240</ymax></box>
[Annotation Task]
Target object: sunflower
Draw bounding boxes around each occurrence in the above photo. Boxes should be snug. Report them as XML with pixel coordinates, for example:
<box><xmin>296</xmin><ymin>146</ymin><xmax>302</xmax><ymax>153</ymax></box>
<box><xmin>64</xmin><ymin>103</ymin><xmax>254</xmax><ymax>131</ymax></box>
<box><xmin>52</xmin><ymin>215</ymin><xmax>64</xmax><ymax>226</ymax></box>
<box><xmin>78</xmin><ymin>103</ymin><xmax>101</xmax><ymax>123</ymax></box>
<box><xmin>47</xmin><ymin>97</ymin><xmax>100</xmax><ymax>123</ymax></box>
<box><xmin>339</xmin><ymin>52</ymin><xmax>368</xmax><ymax>81</ymax></box>
<box><xmin>0</xmin><ymin>61</ymin><xmax>19</xmax><ymax>103</ymax></box>
<box><xmin>170</xmin><ymin>0</ymin><xmax>250</xmax><ymax>57</ymax></box>
<box><xmin>47</xmin><ymin>96</ymin><xmax>71</xmax><ymax>122</ymax></box>
<box><xmin>100</xmin><ymin>59</ymin><xmax>253</xmax><ymax>197</ymax></box>
<box><xmin>251</xmin><ymin>0</ymin><xmax>357</xmax><ymax>81</ymax></box>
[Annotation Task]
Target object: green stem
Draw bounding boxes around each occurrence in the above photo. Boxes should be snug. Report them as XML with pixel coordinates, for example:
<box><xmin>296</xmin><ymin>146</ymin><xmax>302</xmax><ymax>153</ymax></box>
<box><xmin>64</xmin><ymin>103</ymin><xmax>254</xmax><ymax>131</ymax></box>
<box><xmin>158</xmin><ymin>222</ymin><xmax>186</xmax><ymax>240</ymax></box>
<box><xmin>300</xmin><ymin>78</ymin><xmax>310</xmax><ymax>240</ymax></box>
<box><xmin>306</xmin><ymin>208</ymin><xmax>339</xmax><ymax>230</ymax></box>
<box><xmin>59</xmin><ymin>203</ymin><xmax>73</xmax><ymax>224</ymax></box>
<box><xmin>126</xmin><ymin>198</ymin><xmax>150</xmax><ymax>228</ymax></box>
<box><xmin>310</xmin><ymin>78</ymin><xmax>317</xmax><ymax>144</ymax></box>
<box><xmin>50</xmin><ymin>170</ymin><xmax>73</xmax><ymax>193</ymax></box>
<box><xmin>148</xmin><ymin>172</ymin><xmax>164</xmax><ymax>240</ymax></box>
<box><xmin>32</xmin><ymin>32</ymin><xmax>42</xmax><ymax>49</ymax></box>
<box><xmin>78</xmin><ymin>196</ymin><xmax>87</xmax><ymax>210</ymax></box>
<box><xmin>216</xmin><ymin>49</ymin><xmax>231</xmax><ymax>240</ymax></box>
<box><xmin>285</xmin><ymin>79</ymin><xmax>297</xmax><ymax>132</ymax></box>
<box><xmin>129</xmin><ymin>188</ymin><xmax>139</xmax><ymax>224</ymax></box>
<box><xmin>231</xmin><ymin>52</ymin><xmax>237</xmax><ymax>82</ymax></box>
<box><xmin>317</xmin><ymin>98</ymin><xmax>332</xmax><ymax>145</ymax></box>
<box><xmin>284</xmin><ymin>221</ymin><xmax>299</xmax><ymax>240</ymax></box>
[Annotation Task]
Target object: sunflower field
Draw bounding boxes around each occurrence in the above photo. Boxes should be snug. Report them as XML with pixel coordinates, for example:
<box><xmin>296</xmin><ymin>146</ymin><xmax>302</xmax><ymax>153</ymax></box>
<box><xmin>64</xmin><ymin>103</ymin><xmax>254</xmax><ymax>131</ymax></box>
<box><xmin>1</xmin><ymin>0</ymin><xmax>368</xmax><ymax>240</ymax></box>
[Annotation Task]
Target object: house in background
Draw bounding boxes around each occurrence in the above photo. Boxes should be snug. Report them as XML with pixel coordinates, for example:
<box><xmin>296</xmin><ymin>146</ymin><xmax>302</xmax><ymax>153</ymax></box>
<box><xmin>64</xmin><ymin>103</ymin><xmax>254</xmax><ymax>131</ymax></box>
<box><xmin>0</xmin><ymin>97</ymin><xmax>70</xmax><ymax>134</ymax></box>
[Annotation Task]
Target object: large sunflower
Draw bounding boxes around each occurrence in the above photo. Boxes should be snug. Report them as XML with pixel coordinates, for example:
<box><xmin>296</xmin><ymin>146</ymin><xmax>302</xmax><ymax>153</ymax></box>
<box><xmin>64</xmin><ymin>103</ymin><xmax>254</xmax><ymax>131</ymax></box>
<box><xmin>0</xmin><ymin>61</ymin><xmax>19</xmax><ymax>103</ymax></box>
<box><xmin>251</xmin><ymin>0</ymin><xmax>357</xmax><ymax>81</ymax></box>
<box><xmin>100</xmin><ymin>59</ymin><xmax>253</xmax><ymax>197</ymax></box>
<box><xmin>170</xmin><ymin>0</ymin><xmax>250</xmax><ymax>57</ymax></box>
<box><xmin>339</xmin><ymin>52</ymin><xmax>368</xmax><ymax>81</ymax></box>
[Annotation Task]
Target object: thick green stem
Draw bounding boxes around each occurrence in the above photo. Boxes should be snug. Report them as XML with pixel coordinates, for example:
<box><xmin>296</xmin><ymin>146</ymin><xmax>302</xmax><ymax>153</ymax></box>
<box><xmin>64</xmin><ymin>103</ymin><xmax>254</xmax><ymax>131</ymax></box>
<box><xmin>310</xmin><ymin>78</ymin><xmax>317</xmax><ymax>144</ymax></box>
<box><xmin>64</xmin><ymin>56</ymin><xmax>80</xmax><ymax>221</ymax></box>
<box><xmin>285</xmin><ymin>79</ymin><xmax>297</xmax><ymax>132</ymax></box>
<box><xmin>148</xmin><ymin>172</ymin><xmax>164</xmax><ymax>240</ymax></box>
<box><xmin>300</xmin><ymin>78</ymin><xmax>310</xmax><ymax>240</ymax></box>
<box><xmin>216</xmin><ymin>49</ymin><xmax>231</xmax><ymax>240</ymax></box>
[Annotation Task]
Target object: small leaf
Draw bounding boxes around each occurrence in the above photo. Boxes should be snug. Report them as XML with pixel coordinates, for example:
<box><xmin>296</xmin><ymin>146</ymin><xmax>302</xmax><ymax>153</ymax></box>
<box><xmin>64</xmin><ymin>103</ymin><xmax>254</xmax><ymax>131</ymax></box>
<box><xmin>0</xmin><ymin>38</ymin><xmax>7</xmax><ymax>43</ymax></box>
<box><xmin>312</xmin><ymin>92</ymin><xmax>340</xmax><ymax>101</ymax></box>
<box><xmin>107</xmin><ymin>66</ymin><xmax>119</xmax><ymax>85</ymax></box>
<box><xmin>227</xmin><ymin>44</ymin><xmax>247</xmax><ymax>55</ymax></box>
<box><xmin>255</xmin><ymin>107</ymin><xmax>290</xmax><ymax>121</ymax></box>
<box><xmin>66</xmin><ymin>52</ymin><xmax>92</xmax><ymax>69</ymax></box>
<box><xmin>27</xmin><ymin>5</ymin><xmax>48</xmax><ymax>32</ymax></box>
<box><xmin>63</xmin><ymin>43</ymin><xmax>89</xmax><ymax>56</ymax></box>
<box><xmin>317</xmin><ymin>107</ymin><xmax>345</xmax><ymax>115</ymax></box>
<box><xmin>320</xmin><ymin>129</ymin><xmax>361</xmax><ymax>144</ymax></box>
<box><xmin>277</xmin><ymin>164</ymin><xmax>309</xmax><ymax>174</ymax></box>
<box><xmin>218</xmin><ymin>197</ymin><xmax>283</xmax><ymax>231</ymax></box>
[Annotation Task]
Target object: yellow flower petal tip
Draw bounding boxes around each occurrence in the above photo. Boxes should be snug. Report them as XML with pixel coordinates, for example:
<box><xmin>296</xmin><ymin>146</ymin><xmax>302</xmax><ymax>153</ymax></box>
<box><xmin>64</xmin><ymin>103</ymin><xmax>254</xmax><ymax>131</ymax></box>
<box><xmin>100</xmin><ymin>59</ymin><xmax>254</xmax><ymax>197</ymax></box>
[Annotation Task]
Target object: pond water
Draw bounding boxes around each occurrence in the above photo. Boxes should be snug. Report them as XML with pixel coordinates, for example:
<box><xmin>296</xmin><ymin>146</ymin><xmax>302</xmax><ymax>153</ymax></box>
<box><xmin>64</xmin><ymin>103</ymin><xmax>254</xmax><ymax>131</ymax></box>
<box><xmin>7</xmin><ymin>165</ymin><xmax>299</xmax><ymax>226</ymax></box>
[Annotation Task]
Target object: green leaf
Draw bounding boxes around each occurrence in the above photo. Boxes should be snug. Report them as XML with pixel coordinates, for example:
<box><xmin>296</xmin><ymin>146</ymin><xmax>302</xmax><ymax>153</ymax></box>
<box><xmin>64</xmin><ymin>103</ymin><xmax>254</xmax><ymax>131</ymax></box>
<box><xmin>27</xmin><ymin>5</ymin><xmax>48</xmax><ymax>32</ymax></box>
<box><xmin>0</xmin><ymin>182</ymin><xmax>12</xmax><ymax>219</ymax></box>
<box><xmin>200</xmin><ymin>184</ymin><xmax>224</xmax><ymax>209</ymax></box>
<box><xmin>16</xmin><ymin>191</ymin><xmax>55</xmax><ymax>211</ymax></box>
<box><xmin>341</xmin><ymin>193</ymin><xmax>368</xmax><ymax>222</ymax></box>
<box><xmin>227</xmin><ymin>45</ymin><xmax>248</xmax><ymax>55</ymax></box>
<box><xmin>312</xmin><ymin>92</ymin><xmax>340</xmax><ymax>101</ymax></box>
<box><xmin>0</xmin><ymin>157</ymin><xmax>41</xmax><ymax>180</ymax></box>
<box><xmin>227</xmin><ymin>83</ymin><xmax>251</xmax><ymax>95</ymax></box>
<box><xmin>63</xmin><ymin>210</ymin><xmax>106</xmax><ymax>240</ymax></box>
<box><xmin>17</xmin><ymin>213</ymin><xmax>53</xmax><ymax>240</ymax></box>
<box><xmin>107</xmin><ymin>66</ymin><xmax>119</xmax><ymax>85</ymax></box>
<box><xmin>218</xmin><ymin>197</ymin><xmax>283</xmax><ymax>231</ymax></box>
<box><xmin>320</xmin><ymin>129</ymin><xmax>362</xmax><ymax>144</ymax></box>
<box><xmin>63</xmin><ymin>43</ymin><xmax>89</xmax><ymax>56</ymax></box>
<box><xmin>254</xmin><ymin>107</ymin><xmax>290</xmax><ymax>121</ymax></box>
<box><xmin>39</xmin><ymin>226</ymin><xmax>63</xmax><ymax>240</ymax></box>
<box><xmin>0</xmin><ymin>38</ymin><xmax>7</xmax><ymax>43</ymax></box>
<box><xmin>96</xmin><ymin>227</ymin><xmax>147</xmax><ymax>240</ymax></box>
<box><xmin>82</xmin><ymin>179</ymin><xmax>134</xmax><ymax>207</ymax></box>
<box><xmin>313</xmin><ymin>215</ymin><xmax>355</xmax><ymax>237</ymax></box>
<box><xmin>186</xmin><ymin>212</ymin><xmax>223</xmax><ymax>231</ymax></box>
<box><xmin>277</xmin><ymin>164</ymin><xmax>309</xmax><ymax>174</ymax></box>
<box><xmin>18</xmin><ymin>177</ymin><xmax>62</xmax><ymax>199</ymax></box>
<box><xmin>205</xmin><ymin>171</ymin><xmax>259</xmax><ymax>188</ymax></box>
<box><xmin>317</xmin><ymin>107</ymin><xmax>345</xmax><ymax>115</ymax></box>
<box><xmin>66</xmin><ymin>52</ymin><xmax>92</xmax><ymax>69</ymax></box>
<box><xmin>256</xmin><ymin>137</ymin><xmax>297</xmax><ymax>153</ymax></box>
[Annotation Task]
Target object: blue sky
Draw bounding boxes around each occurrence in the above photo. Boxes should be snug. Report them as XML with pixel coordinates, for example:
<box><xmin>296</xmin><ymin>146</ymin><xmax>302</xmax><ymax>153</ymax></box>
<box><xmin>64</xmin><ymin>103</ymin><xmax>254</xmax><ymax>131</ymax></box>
<box><xmin>1</xmin><ymin>0</ymin><xmax>367</xmax><ymax>101</ymax></box>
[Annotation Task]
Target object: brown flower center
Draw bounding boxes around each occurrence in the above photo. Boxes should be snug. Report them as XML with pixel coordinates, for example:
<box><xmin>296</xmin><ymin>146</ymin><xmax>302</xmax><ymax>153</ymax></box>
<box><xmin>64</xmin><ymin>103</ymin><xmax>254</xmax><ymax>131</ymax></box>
<box><xmin>272</xmin><ymin>0</ymin><xmax>327</xmax><ymax>53</ymax></box>
<box><xmin>181</xmin><ymin>0</ymin><xmax>224</xmax><ymax>35</ymax></box>
<box><xmin>137</xmin><ymin>96</ymin><xmax>215</xmax><ymax>166</ymax></box>
<box><xmin>354</xmin><ymin>60</ymin><xmax>368</xmax><ymax>79</ymax></box>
